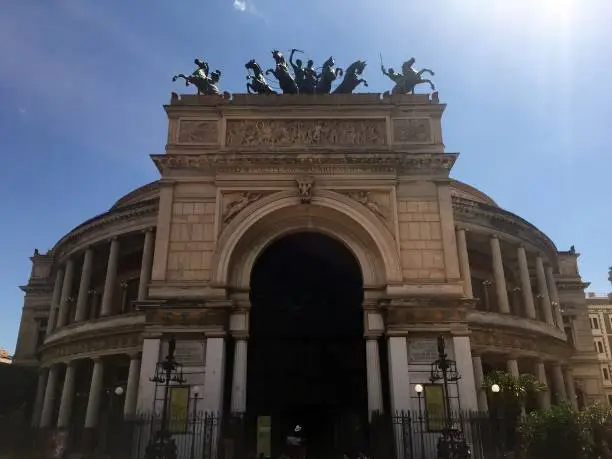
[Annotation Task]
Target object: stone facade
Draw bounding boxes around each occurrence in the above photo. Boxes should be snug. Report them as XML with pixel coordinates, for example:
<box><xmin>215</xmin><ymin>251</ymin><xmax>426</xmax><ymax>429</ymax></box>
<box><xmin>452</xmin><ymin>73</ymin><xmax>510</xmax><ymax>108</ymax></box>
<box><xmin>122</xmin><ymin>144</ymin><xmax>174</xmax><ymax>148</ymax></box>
<box><xmin>11</xmin><ymin>93</ymin><xmax>602</xmax><ymax>445</ymax></box>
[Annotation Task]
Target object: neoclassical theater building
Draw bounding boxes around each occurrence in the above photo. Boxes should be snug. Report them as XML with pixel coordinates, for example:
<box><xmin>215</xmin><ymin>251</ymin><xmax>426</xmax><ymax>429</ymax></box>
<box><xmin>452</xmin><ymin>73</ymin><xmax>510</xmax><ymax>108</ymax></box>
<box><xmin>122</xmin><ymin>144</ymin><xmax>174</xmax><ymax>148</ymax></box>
<box><xmin>14</xmin><ymin>92</ymin><xmax>603</xmax><ymax>450</ymax></box>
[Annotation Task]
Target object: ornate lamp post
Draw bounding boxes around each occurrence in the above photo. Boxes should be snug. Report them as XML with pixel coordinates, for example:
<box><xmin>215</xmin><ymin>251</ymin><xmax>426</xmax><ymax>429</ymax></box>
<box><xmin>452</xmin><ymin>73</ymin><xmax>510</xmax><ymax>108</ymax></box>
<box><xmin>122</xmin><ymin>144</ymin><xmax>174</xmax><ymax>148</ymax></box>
<box><xmin>414</xmin><ymin>384</ymin><xmax>426</xmax><ymax>459</ymax></box>
<box><xmin>146</xmin><ymin>336</ymin><xmax>186</xmax><ymax>459</ymax></box>
<box><xmin>429</xmin><ymin>336</ymin><xmax>470</xmax><ymax>459</ymax></box>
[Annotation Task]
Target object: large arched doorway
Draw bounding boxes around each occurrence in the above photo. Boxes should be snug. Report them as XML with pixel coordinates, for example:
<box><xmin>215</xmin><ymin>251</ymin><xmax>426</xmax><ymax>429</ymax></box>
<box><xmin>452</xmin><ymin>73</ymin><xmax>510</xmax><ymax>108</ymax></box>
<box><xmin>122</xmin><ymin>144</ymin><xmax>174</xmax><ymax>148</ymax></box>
<box><xmin>247</xmin><ymin>232</ymin><xmax>368</xmax><ymax>458</ymax></box>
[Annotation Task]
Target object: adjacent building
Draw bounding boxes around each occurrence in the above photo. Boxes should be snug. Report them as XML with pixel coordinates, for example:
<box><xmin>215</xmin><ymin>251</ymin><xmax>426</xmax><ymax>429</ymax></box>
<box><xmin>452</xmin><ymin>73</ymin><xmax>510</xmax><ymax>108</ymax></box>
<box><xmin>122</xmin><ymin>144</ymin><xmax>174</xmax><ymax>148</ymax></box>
<box><xmin>587</xmin><ymin>269</ymin><xmax>612</xmax><ymax>404</ymax></box>
<box><xmin>11</xmin><ymin>91</ymin><xmax>604</xmax><ymax>455</ymax></box>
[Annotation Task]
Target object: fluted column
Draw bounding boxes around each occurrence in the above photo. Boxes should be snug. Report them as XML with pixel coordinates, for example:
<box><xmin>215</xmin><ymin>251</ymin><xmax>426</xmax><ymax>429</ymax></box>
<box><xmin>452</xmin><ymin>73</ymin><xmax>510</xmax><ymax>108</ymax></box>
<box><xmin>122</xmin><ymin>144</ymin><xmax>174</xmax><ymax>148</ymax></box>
<box><xmin>472</xmin><ymin>355</ymin><xmax>488</xmax><ymax>411</ymax></box>
<box><xmin>535</xmin><ymin>360</ymin><xmax>551</xmax><ymax>409</ymax></box>
<box><xmin>57</xmin><ymin>362</ymin><xmax>76</xmax><ymax>428</ymax></box>
<box><xmin>490</xmin><ymin>236</ymin><xmax>510</xmax><ymax>313</ymax></box>
<box><xmin>551</xmin><ymin>363</ymin><xmax>567</xmax><ymax>403</ymax></box>
<box><xmin>74</xmin><ymin>248</ymin><xmax>94</xmax><ymax>322</ymax></box>
<box><xmin>100</xmin><ymin>238</ymin><xmax>120</xmax><ymax>317</ymax></box>
<box><xmin>231</xmin><ymin>338</ymin><xmax>248</xmax><ymax>413</ymax></box>
<box><xmin>31</xmin><ymin>368</ymin><xmax>48</xmax><ymax>427</ymax></box>
<box><xmin>535</xmin><ymin>255</ymin><xmax>554</xmax><ymax>325</ymax></box>
<box><xmin>56</xmin><ymin>259</ymin><xmax>75</xmax><ymax>328</ymax></box>
<box><xmin>40</xmin><ymin>365</ymin><xmax>60</xmax><ymax>428</ymax></box>
<box><xmin>545</xmin><ymin>265</ymin><xmax>564</xmax><ymax>329</ymax></box>
<box><xmin>564</xmin><ymin>367</ymin><xmax>578</xmax><ymax>409</ymax></box>
<box><xmin>517</xmin><ymin>246</ymin><xmax>536</xmax><ymax>319</ymax></box>
<box><xmin>366</xmin><ymin>338</ymin><xmax>384</xmax><ymax>416</ymax></box>
<box><xmin>456</xmin><ymin>228</ymin><xmax>473</xmax><ymax>298</ymax></box>
<box><xmin>124</xmin><ymin>354</ymin><xmax>141</xmax><ymax>417</ymax></box>
<box><xmin>85</xmin><ymin>358</ymin><xmax>105</xmax><ymax>428</ymax></box>
<box><xmin>47</xmin><ymin>269</ymin><xmax>64</xmax><ymax>335</ymax></box>
<box><xmin>137</xmin><ymin>229</ymin><xmax>155</xmax><ymax>302</ymax></box>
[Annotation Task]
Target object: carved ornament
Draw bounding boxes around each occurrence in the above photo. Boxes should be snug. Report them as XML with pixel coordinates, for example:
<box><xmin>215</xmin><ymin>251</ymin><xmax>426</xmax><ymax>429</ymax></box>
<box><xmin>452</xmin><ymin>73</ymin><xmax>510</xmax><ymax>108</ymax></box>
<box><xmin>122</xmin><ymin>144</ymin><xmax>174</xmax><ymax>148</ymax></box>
<box><xmin>383</xmin><ymin>297</ymin><xmax>476</xmax><ymax>327</ymax></box>
<box><xmin>225</xmin><ymin>119</ymin><xmax>386</xmax><ymax>147</ymax></box>
<box><xmin>470</xmin><ymin>327</ymin><xmax>572</xmax><ymax>360</ymax></box>
<box><xmin>41</xmin><ymin>332</ymin><xmax>141</xmax><ymax>362</ymax></box>
<box><xmin>223</xmin><ymin>192</ymin><xmax>263</xmax><ymax>223</ymax></box>
<box><xmin>178</xmin><ymin>120</ymin><xmax>219</xmax><ymax>144</ymax></box>
<box><xmin>344</xmin><ymin>191</ymin><xmax>387</xmax><ymax>219</ymax></box>
<box><xmin>296</xmin><ymin>176</ymin><xmax>314</xmax><ymax>204</ymax></box>
<box><xmin>145</xmin><ymin>308</ymin><xmax>229</xmax><ymax>328</ymax></box>
<box><xmin>393</xmin><ymin>118</ymin><xmax>431</xmax><ymax>143</ymax></box>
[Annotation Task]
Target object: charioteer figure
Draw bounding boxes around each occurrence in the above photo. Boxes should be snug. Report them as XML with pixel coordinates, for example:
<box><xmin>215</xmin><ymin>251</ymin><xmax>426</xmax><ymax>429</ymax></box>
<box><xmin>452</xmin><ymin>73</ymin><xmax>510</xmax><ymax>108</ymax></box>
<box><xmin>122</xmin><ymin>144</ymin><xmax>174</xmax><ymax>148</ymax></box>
<box><xmin>172</xmin><ymin>58</ymin><xmax>228</xmax><ymax>97</ymax></box>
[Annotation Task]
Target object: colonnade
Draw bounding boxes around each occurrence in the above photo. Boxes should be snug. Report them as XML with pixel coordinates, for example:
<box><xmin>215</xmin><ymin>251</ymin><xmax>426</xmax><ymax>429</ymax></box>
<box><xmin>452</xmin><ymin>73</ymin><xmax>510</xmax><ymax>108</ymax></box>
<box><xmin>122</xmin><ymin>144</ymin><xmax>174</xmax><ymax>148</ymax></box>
<box><xmin>471</xmin><ymin>353</ymin><xmax>578</xmax><ymax>412</ymax></box>
<box><xmin>32</xmin><ymin>353</ymin><xmax>142</xmax><ymax>429</ymax></box>
<box><xmin>46</xmin><ymin>229</ymin><xmax>155</xmax><ymax>335</ymax></box>
<box><xmin>456</xmin><ymin>228</ymin><xmax>564</xmax><ymax>329</ymax></box>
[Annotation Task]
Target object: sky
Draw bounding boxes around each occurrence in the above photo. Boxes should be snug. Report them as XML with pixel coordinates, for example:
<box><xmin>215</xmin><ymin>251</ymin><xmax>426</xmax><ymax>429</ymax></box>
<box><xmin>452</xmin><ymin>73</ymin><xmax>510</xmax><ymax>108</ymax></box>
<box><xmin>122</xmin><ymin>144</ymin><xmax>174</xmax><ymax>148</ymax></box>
<box><xmin>1</xmin><ymin>0</ymin><xmax>611</xmax><ymax>352</ymax></box>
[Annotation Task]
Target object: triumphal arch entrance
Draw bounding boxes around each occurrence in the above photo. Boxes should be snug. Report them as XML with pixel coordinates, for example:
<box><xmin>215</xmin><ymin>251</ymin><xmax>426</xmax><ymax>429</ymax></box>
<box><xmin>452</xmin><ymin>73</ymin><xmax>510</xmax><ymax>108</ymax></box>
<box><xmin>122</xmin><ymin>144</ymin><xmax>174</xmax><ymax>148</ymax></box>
<box><xmin>142</xmin><ymin>54</ymin><xmax>479</xmax><ymax>458</ymax></box>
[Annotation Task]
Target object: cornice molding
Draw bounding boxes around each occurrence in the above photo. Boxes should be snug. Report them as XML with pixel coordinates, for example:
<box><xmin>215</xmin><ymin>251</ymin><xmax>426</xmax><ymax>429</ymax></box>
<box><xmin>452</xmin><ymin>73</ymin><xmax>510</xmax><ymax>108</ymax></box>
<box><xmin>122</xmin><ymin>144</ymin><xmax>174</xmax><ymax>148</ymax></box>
<box><xmin>452</xmin><ymin>196</ymin><xmax>558</xmax><ymax>263</ymax></box>
<box><xmin>152</xmin><ymin>152</ymin><xmax>457</xmax><ymax>176</ymax></box>
<box><xmin>53</xmin><ymin>200</ymin><xmax>159</xmax><ymax>259</ymax></box>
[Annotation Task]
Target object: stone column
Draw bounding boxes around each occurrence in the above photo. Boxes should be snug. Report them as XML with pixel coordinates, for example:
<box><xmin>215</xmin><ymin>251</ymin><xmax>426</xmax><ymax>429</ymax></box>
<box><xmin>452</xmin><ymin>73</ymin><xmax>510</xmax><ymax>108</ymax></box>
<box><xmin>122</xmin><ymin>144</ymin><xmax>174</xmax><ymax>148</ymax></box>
<box><xmin>230</xmin><ymin>337</ymin><xmax>248</xmax><ymax>413</ymax></box>
<box><xmin>136</xmin><ymin>338</ymin><xmax>161</xmax><ymax>413</ymax></box>
<box><xmin>124</xmin><ymin>354</ymin><xmax>141</xmax><ymax>417</ymax></box>
<box><xmin>535</xmin><ymin>360</ymin><xmax>551</xmax><ymax>409</ymax></box>
<box><xmin>471</xmin><ymin>354</ymin><xmax>488</xmax><ymax>412</ymax></box>
<box><xmin>137</xmin><ymin>229</ymin><xmax>155</xmax><ymax>301</ymax></box>
<box><xmin>85</xmin><ymin>358</ymin><xmax>105</xmax><ymax>428</ymax></box>
<box><xmin>506</xmin><ymin>358</ymin><xmax>519</xmax><ymax>378</ymax></box>
<box><xmin>456</xmin><ymin>228</ymin><xmax>473</xmax><ymax>298</ymax></box>
<box><xmin>388</xmin><ymin>335</ymin><xmax>411</xmax><ymax>459</ymax></box>
<box><xmin>47</xmin><ymin>268</ymin><xmax>64</xmax><ymax>336</ymax></box>
<box><xmin>40</xmin><ymin>365</ymin><xmax>60</xmax><ymax>428</ymax></box>
<box><xmin>57</xmin><ymin>362</ymin><xmax>76</xmax><ymax>428</ymax></box>
<box><xmin>453</xmin><ymin>336</ymin><xmax>479</xmax><ymax>411</ymax></box>
<box><xmin>202</xmin><ymin>337</ymin><xmax>226</xmax><ymax>414</ymax></box>
<box><xmin>56</xmin><ymin>259</ymin><xmax>75</xmax><ymax>328</ymax></box>
<box><xmin>31</xmin><ymin>368</ymin><xmax>48</xmax><ymax>427</ymax></box>
<box><xmin>365</xmin><ymin>337</ymin><xmax>384</xmax><ymax>417</ymax></box>
<box><xmin>535</xmin><ymin>255</ymin><xmax>554</xmax><ymax>325</ymax></box>
<box><xmin>100</xmin><ymin>238</ymin><xmax>120</xmax><ymax>317</ymax></box>
<box><xmin>74</xmin><ymin>248</ymin><xmax>94</xmax><ymax>322</ymax></box>
<box><xmin>563</xmin><ymin>367</ymin><xmax>578</xmax><ymax>409</ymax></box>
<box><xmin>490</xmin><ymin>236</ymin><xmax>510</xmax><ymax>313</ymax></box>
<box><xmin>545</xmin><ymin>265</ymin><xmax>564</xmax><ymax>329</ymax></box>
<box><xmin>517</xmin><ymin>246</ymin><xmax>536</xmax><ymax>319</ymax></box>
<box><xmin>551</xmin><ymin>363</ymin><xmax>567</xmax><ymax>403</ymax></box>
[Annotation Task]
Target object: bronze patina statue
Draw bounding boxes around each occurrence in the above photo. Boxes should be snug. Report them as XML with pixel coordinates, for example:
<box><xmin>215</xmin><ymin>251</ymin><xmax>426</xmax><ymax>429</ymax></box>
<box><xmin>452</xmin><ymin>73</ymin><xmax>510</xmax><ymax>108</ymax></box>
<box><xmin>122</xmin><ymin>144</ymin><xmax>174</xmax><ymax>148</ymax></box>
<box><xmin>316</xmin><ymin>56</ymin><xmax>343</xmax><ymax>94</ymax></box>
<box><xmin>172</xmin><ymin>58</ymin><xmax>227</xmax><ymax>96</ymax></box>
<box><xmin>380</xmin><ymin>55</ymin><xmax>436</xmax><ymax>94</ymax></box>
<box><xmin>333</xmin><ymin>60</ymin><xmax>368</xmax><ymax>94</ymax></box>
<box><xmin>245</xmin><ymin>59</ymin><xmax>276</xmax><ymax>94</ymax></box>
<box><xmin>266</xmin><ymin>50</ymin><xmax>299</xmax><ymax>94</ymax></box>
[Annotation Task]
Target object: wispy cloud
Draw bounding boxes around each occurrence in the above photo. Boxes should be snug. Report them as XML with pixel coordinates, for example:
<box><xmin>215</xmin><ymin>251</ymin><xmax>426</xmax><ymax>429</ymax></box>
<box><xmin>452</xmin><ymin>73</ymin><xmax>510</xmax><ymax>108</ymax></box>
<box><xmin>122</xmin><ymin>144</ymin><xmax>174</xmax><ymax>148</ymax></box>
<box><xmin>233</xmin><ymin>0</ymin><xmax>247</xmax><ymax>12</ymax></box>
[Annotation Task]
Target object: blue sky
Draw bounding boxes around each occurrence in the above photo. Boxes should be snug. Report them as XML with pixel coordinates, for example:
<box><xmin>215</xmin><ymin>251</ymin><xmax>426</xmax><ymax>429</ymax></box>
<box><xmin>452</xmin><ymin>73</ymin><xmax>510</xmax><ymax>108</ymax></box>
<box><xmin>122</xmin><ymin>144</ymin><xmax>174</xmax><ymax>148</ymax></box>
<box><xmin>1</xmin><ymin>0</ymin><xmax>611</xmax><ymax>352</ymax></box>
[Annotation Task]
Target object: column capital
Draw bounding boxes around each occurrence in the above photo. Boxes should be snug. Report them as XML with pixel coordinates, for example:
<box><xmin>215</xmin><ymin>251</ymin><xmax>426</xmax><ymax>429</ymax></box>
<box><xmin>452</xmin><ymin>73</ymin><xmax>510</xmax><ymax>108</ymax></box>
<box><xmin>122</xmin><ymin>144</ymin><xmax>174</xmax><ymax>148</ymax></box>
<box><xmin>108</xmin><ymin>236</ymin><xmax>119</xmax><ymax>243</ymax></box>
<box><xmin>364</xmin><ymin>333</ymin><xmax>383</xmax><ymax>340</ymax></box>
<box><xmin>91</xmin><ymin>356</ymin><xmax>104</xmax><ymax>364</ymax></box>
<box><xmin>455</xmin><ymin>225</ymin><xmax>466</xmax><ymax>232</ymax></box>
<box><xmin>490</xmin><ymin>234</ymin><xmax>499</xmax><ymax>240</ymax></box>
<box><xmin>127</xmin><ymin>352</ymin><xmax>142</xmax><ymax>360</ymax></box>
<box><xmin>231</xmin><ymin>333</ymin><xmax>249</xmax><ymax>340</ymax></box>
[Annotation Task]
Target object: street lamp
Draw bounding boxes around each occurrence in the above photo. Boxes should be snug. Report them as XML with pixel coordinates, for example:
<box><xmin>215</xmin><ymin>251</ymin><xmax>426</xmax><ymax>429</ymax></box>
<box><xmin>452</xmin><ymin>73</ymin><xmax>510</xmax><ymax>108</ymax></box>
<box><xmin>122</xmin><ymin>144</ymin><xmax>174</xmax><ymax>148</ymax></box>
<box><xmin>146</xmin><ymin>336</ymin><xmax>186</xmax><ymax>459</ymax></box>
<box><xmin>114</xmin><ymin>386</ymin><xmax>125</xmax><ymax>396</ymax></box>
<box><xmin>491</xmin><ymin>384</ymin><xmax>500</xmax><ymax>394</ymax></box>
<box><xmin>190</xmin><ymin>386</ymin><xmax>201</xmax><ymax>459</ymax></box>
<box><xmin>414</xmin><ymin>384</ymin><xmax>426</xmax><ymax>459</ymax></box>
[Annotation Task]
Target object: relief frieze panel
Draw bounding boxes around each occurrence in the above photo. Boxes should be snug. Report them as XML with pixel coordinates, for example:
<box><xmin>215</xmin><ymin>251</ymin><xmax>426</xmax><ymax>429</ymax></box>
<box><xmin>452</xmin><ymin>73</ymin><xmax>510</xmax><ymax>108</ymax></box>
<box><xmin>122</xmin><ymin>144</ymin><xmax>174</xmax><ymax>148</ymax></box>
<box><xmin>42</xmin><ymin>333</ymin><xmax>141</xmax><ymax>362</ymax></box>
<box><xmin>340</xmin><ymin>190</ymin><xmax>390</xmax><ymax>221</ymax></box>
<box><xmin>145</xmin><ymin>308</ymin><xmax>228</xmax><ymax>328</ymax></box>
<box><xmin>178</xmin><ymin>120</ymin><xmax>219</xmax><ymax>144</ymax></box>
<box><xmin>222</xmin><ymin>191</ymin><xmax>267</xmax><ymax>224</ymax></box>
<box><xmin>470</xmin><ymin>328</ymin><xmax>572</xmax><ymax>359</ymax></box>
<box><xmin>393</xmin><ymin>118</ymin><xmax>432</xmax><ymax>143</ymax></box>
<box><xmin>384</xmin><ymin>298</ymin><xmax>475</xmax><ymax>327</ymax></box>
<box><xmin>225</xmin><ymin>119</ymin><xmax>386</xmax><ymax>147</ymax></box>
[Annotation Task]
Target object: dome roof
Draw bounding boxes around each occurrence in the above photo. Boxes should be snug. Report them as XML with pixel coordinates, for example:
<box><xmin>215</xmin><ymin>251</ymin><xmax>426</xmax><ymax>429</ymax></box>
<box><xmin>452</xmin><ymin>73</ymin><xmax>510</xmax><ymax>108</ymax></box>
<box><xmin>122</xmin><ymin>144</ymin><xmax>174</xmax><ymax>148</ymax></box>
<box><xmin>110</xmin><ymin>181</ymin><xmax>160</xmax><ymax>210</ymax></box>
<box><xmin>449</xmin><ymin>179</ymin><xmax>498</xmax><ymax>207</ymax></box>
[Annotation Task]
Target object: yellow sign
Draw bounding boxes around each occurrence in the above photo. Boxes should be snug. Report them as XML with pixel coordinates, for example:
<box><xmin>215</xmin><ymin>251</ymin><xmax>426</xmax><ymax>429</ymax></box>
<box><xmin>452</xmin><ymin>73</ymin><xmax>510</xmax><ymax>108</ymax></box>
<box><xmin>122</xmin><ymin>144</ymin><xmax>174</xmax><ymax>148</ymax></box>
<box><xmin>424</xmin><ymin>384</ymin><xmax>446</xmax><ymax>431</ymax></box>
<box><xmin>257</xmin><ymin>415</ymin><xmax>272</xmax><ymax>458</ymax></box>
<box><xmin>168</xmin><ymin>386</ymin><xmax>190</xmax><ymax>433</ymax></box>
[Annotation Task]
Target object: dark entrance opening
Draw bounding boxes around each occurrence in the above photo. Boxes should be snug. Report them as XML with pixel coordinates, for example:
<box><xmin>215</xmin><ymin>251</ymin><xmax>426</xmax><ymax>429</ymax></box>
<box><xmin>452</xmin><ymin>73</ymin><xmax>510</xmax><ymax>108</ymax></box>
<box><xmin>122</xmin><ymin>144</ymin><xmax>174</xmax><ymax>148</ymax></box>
<box><xmin>247</xmin><ymin>232</ymin><xmax>367</xmax><ymax>459</ymax></box>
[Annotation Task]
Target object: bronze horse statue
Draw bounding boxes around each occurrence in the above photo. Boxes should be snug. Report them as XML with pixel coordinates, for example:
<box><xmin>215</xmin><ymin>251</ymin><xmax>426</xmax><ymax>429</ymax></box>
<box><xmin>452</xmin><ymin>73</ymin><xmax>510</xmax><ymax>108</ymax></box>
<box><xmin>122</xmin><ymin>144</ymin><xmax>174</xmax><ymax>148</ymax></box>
<box><xmin>333</xmin><ymin>60</ymin><xmax>368</xmax><ymax>94</ymax></box>
<box><xmin>316</xmin><ymin>56</ymin><xmax>343</xmax><ymax>94</ymax></box>
<box><xmin>266</xmin><ymin>50</ymin><xmax>298</xmax><ymax>94</ymax></box>
<box><xmin>172</xmin><ymin>58</ymin><xmax>227</xmax><ymax>96</ymax></box>
<box><xmin>245</xmin><ymin>59</ymin><xmax>276</xmax><ymax>94</ymax></box>
<box><xmin>381</xmin><ymin>57</ymin><xmax>435</xmax><ymax>94</ymax></box>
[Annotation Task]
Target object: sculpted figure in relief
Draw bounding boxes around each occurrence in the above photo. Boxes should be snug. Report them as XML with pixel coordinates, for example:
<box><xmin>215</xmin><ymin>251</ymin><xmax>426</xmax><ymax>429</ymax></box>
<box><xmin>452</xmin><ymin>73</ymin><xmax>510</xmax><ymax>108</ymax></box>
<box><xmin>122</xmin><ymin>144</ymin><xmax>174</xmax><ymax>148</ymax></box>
<box><xmin>348</xmin><ymin>191</ymin><xmax>385</xmax><ymax>218</ymax></box>
<box><xmin>224</xmin><ymin>192</ymin><xmax>263</xmax><ymax>223</ymax></box>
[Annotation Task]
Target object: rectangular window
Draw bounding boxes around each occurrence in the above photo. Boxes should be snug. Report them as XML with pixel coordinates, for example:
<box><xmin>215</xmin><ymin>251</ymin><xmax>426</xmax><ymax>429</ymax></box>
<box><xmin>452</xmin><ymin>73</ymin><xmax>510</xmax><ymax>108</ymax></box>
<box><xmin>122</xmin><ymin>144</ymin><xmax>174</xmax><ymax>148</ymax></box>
<box><xmin>608</xmin><ymin>395</ymin><xmax>612</xmax><ymax>406</ymax></box>
<box><xmin>604</xmin><ymin>368</ymin><xmax>610</xmax><ymax>380</ymax></box>
<box><xmin>592</xmin><ymin>317</ymin><xmax>600</xmax><ymax>330</ymax></box>
<box><xmin>597</xmin><ymin>341</ymin><xmax>605</xmax><ymax>354</ymax></box>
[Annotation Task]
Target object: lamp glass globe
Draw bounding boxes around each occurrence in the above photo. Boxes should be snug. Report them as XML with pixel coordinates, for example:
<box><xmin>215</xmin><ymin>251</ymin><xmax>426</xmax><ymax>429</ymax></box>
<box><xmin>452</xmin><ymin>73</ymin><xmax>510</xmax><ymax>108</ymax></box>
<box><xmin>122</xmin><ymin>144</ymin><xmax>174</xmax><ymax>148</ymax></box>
<box><xmin>415</xmin><ymin>384</ymin><xmax>424</xmax><ymax>393</ymax></box>
<box><xmin>114</xmin><ymin>386</ymin><xmax>124</xmax><ymax>396</ymax></box>
<box><xmin>491</xmin><ymin>383</ymin><xmax>501</xmax><ymax>393</ymax></box>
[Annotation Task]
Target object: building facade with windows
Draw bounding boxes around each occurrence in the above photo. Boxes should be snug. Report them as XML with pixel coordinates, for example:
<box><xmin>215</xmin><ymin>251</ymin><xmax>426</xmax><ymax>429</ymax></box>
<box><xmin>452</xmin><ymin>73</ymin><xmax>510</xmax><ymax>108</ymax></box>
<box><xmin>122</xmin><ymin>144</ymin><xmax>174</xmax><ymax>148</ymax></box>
<box><xmin>587</xmin><ymin>272</ymin><xmax>612</xmax><ymax>405</ymax></box>
<box><xmin>11</xmin><ymin>92</ymin><xmax>604</xmax><ymax>454</ymax></box>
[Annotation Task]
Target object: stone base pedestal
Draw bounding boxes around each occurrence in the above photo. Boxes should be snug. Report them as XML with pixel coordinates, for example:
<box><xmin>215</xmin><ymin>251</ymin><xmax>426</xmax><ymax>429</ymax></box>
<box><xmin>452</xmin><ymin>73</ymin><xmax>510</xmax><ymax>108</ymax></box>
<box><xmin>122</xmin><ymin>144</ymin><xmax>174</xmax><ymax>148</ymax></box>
<box><xmin>81</xmin><ymin>428</ymin><xmax>98</xmax><ymax>455</ymax></box>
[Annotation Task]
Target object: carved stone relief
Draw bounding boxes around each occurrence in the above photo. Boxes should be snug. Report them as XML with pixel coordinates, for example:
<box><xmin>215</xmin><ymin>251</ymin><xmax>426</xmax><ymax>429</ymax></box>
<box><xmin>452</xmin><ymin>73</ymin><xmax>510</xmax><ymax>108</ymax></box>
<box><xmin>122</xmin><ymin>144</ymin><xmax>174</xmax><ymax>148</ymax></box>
<box><xmin>178</xmin><ymin>120</ymin><xmax>219</xmax><ymax>144</ymax></box>
<box><xmin>225</xmin><ymin>119</ymin><xmax>386</xmax><ymax>147</ymax></box>
<box><xmin>296</xmin><ymin>176</ymin><xmax>314</xmax><ymax>204</ymax></box>
<box><xmin>42</xmin><ymin>333</ymin><xmax>141</xmax><ymax>362</ymax></box>
<box><xmin>223</xmin><ymin>192</ymin><xmax>264</xmax><ymax>223</ymax></box>
<box><xmin>145</xmin><ymin>308</ymin><xmax>228</xmax><ymax>328</ymax></box>
<box><xmin>393</xmin><ymin>118</ymin><xmax>431</xmax><ymax>143</ymax></box>
<box><xmin>343</xmin><ymin>190</ymin><xmax>389</xmax><ymax>220</ymax></box>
